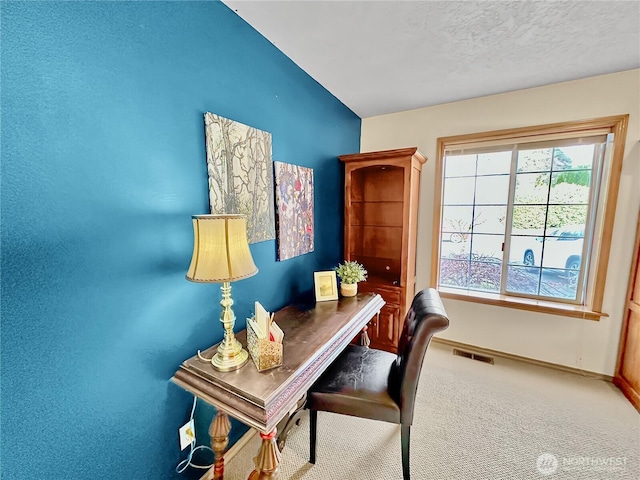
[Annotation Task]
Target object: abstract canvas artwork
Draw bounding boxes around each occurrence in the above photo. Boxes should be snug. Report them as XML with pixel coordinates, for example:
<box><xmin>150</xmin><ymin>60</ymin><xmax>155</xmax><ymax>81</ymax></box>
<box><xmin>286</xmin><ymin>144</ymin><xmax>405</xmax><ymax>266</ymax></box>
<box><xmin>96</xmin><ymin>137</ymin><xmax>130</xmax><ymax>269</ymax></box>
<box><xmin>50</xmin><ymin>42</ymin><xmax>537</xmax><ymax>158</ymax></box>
<box><xmin>274</xmin><ymin>161</ymin><xmax>314</xmax><ymax>261</ymax></box>
<box><xmin>204</xmin><ymin>112</ymin><xmax>275</xmax><ymax>244</ymax></box>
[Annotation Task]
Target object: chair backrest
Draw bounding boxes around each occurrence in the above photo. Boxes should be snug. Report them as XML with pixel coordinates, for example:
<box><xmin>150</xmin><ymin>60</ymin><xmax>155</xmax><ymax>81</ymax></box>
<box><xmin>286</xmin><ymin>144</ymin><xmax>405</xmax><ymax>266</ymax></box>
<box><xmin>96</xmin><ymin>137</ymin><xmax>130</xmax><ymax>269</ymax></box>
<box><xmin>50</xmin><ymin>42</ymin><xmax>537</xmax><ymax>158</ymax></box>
<box><xmin>387</xmin><ymin>288</ymin><xmax>449</xmax><ymax>425</ymax></box>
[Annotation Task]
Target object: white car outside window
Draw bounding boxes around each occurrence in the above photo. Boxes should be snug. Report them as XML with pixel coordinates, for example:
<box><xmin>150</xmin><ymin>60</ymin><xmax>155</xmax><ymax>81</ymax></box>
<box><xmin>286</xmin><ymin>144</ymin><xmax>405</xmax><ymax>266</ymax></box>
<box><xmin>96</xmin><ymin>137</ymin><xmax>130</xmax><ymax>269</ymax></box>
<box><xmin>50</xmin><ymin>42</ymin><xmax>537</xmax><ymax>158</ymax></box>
<box><xmin>513</xmin><ymin>225</ymin><xmax>584</xmax><ymax>272</ymax></box>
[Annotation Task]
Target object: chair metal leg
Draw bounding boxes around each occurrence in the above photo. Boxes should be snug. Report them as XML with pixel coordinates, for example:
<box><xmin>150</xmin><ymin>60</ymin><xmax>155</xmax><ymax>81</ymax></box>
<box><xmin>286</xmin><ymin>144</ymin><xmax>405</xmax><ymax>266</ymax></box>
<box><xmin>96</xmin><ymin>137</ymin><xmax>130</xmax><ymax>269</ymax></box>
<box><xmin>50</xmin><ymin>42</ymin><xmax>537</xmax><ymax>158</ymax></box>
<box><xmin>401</xmin><ymin>424</ymin><xmax>410</xmax><ymax>480</ymax></box>
<box><xmin>309</xmin><ymin>409</ymin><xmax>317</xmax><ymax>464</ymax></box>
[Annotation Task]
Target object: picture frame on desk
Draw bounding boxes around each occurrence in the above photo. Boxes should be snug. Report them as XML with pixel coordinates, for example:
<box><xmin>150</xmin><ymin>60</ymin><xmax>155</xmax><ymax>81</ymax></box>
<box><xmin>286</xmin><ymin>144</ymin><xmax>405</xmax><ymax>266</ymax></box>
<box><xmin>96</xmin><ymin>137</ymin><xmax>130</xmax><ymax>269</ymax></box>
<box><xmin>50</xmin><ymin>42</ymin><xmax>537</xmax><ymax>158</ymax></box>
<box><xmin>314</xmin><ymin>271</ymin><xmax>338</xmax><ymax>302</ymax></box>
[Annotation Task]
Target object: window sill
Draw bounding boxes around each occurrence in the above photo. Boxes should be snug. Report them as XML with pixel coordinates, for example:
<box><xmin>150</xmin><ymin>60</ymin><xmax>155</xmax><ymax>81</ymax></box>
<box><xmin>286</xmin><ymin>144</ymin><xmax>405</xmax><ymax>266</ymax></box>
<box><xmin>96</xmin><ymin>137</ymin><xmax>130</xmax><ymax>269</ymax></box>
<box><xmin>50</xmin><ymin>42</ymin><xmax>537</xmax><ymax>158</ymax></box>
<box><xmin>437</xmin><ymin>287</ymin><xmax>607</xmax><ymax>321</ymax></box>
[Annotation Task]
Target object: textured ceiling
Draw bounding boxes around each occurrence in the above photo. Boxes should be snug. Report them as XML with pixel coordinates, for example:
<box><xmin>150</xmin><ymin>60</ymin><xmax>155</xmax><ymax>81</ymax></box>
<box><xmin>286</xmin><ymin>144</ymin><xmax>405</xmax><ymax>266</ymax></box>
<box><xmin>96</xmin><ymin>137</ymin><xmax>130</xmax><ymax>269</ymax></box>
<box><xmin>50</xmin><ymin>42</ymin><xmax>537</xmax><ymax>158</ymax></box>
<box><xmin>223</xmin><ymin>0</ymin><xmax>640</xmax><ymax>118</ymax></box>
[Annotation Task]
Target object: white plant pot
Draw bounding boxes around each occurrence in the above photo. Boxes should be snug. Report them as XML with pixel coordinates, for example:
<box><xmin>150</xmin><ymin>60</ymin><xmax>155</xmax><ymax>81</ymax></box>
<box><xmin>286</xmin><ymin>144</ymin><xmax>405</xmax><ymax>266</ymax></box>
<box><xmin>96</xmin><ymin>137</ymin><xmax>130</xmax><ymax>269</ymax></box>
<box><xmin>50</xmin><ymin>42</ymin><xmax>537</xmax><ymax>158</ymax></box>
<box><xmin>340</xmin><ymin>283</ymin><xmax>358</xmax><ymax>297</ymax></box>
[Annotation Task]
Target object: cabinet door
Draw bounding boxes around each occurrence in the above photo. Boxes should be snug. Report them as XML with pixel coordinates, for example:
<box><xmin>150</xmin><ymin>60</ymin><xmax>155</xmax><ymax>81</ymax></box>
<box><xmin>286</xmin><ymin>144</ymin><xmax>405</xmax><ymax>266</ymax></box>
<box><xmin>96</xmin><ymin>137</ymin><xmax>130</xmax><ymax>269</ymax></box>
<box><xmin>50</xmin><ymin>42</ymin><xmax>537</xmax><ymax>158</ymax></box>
<box><xmin>615</xmin><ymin>215</ymin><xmax>640</xmax><ymax>410</ymax></box>
<box><xmin>370</xmin><ymin>305</ymin><xmax>400</xmax><ymax>353</ymax></box>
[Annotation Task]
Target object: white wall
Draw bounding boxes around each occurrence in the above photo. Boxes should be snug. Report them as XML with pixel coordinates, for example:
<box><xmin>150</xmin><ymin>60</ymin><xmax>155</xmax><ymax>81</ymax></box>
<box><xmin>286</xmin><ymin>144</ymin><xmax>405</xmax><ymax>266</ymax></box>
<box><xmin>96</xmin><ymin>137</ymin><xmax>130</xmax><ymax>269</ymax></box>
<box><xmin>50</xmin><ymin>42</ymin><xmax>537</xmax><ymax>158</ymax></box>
<box><xmin>361</xmin><ymin>69</ymin><xmax>640</xmax><ymax>375</ymax></box>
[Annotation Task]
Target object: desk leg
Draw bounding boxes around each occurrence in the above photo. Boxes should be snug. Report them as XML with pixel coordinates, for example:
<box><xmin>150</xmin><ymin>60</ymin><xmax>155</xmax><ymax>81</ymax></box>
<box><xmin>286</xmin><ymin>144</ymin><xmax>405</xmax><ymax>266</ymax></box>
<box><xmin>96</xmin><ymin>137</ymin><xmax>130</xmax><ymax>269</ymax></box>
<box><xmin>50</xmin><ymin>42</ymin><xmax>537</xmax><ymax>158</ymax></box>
<box><xmin>248</xmin><ymin>429</ymin><xmax>281</xmax><ymax>480</ymax></box>
<box><xmin>210</xmin><ymin>411</ymin><xmax>231</xmax><ymax>480</ymax></box>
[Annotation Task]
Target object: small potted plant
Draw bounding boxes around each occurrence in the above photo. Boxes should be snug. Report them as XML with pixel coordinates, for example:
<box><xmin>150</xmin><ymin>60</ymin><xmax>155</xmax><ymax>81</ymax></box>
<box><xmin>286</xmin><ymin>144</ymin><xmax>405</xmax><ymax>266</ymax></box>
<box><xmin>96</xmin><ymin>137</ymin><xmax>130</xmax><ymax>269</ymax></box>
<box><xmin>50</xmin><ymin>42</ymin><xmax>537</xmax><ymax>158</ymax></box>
<box><xmin>334</xmin><ymin>260</ymin><xmax>368</xmax><ymax>297</ymax></box>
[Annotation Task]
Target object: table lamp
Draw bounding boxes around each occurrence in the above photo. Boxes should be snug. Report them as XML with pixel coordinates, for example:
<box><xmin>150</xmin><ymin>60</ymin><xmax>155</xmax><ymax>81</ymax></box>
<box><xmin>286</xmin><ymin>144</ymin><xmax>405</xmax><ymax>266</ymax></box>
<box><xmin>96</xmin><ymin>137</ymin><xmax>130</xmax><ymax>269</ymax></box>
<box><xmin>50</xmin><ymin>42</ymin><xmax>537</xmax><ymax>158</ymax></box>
<box><xmin>186</xmin><ymin>214</ymin><xmax>258</xmax><ymax>371</ymax></box>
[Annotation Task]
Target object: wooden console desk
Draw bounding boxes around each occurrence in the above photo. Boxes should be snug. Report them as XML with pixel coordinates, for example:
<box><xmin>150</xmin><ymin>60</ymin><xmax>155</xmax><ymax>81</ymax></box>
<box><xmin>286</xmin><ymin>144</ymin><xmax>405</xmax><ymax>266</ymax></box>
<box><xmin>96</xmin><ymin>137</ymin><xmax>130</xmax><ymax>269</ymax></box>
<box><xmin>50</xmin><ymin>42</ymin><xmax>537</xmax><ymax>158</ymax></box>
<box><xmin>172</xmin><ymin>293</ymin><xmax>385</xmax><ymax>479</ymax></box>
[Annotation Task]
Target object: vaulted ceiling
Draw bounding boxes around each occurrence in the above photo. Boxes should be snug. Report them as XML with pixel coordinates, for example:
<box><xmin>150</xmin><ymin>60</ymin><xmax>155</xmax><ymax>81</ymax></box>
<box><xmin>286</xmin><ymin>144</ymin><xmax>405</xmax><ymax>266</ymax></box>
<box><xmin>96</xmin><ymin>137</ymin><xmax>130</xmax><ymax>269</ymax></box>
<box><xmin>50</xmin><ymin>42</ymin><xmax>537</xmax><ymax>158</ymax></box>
<box><xmin>223</xmin><ymin>0</ymin><xmax>640</xmax><ymax>117</ymax></box>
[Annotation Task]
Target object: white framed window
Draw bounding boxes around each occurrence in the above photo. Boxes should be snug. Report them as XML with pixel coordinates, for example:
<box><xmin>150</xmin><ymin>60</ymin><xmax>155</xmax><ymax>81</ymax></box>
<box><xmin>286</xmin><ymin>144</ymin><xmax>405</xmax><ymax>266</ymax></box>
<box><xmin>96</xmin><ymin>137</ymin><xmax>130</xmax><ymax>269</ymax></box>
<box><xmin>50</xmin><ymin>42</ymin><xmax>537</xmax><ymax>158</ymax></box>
<box><xmin>432</xmin><ymin>116</ymin><xmax>629</xmax><ymax>319</ymax></box>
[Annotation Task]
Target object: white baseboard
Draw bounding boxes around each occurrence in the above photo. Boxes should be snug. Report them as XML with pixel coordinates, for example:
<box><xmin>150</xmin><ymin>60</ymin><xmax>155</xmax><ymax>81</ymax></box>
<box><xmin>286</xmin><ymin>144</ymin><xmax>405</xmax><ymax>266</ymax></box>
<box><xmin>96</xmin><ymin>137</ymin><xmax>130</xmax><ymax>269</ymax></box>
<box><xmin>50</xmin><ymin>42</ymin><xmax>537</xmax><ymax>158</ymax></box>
<box><xmin>432</xmin><ymin>337</ymin><xmax>613</xmax><ymax>381</ymax></box>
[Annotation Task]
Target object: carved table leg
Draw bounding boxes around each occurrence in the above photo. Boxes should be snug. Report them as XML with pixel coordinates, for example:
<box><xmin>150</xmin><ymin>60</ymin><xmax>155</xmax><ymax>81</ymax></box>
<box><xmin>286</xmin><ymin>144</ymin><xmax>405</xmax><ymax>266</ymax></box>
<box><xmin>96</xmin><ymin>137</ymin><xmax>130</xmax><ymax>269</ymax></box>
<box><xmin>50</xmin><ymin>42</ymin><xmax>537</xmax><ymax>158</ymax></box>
<box><xmin>210</xmin><ymin>411</ymin><xmax>231</xmax><ymax>480</ymax></box>
<box><xmin>359</xmin><ymin>323</ymin><xmax>371</xmax><ymax>347</ymax></box>
<box><xmin>248</xmin><ymin>429</ymin><xmax>281</xmax><ymax>480</ymax></box>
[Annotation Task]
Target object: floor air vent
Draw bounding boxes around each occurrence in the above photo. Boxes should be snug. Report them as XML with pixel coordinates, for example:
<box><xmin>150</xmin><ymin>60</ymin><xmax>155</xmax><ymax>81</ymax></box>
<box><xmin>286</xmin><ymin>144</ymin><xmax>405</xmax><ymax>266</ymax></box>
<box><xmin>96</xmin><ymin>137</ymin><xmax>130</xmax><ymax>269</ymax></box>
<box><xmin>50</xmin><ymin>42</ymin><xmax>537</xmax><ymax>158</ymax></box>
<box><xmin>453</xmin><ymin>348</ymin><xmax>494</xmax><ymax>365</ymax></box>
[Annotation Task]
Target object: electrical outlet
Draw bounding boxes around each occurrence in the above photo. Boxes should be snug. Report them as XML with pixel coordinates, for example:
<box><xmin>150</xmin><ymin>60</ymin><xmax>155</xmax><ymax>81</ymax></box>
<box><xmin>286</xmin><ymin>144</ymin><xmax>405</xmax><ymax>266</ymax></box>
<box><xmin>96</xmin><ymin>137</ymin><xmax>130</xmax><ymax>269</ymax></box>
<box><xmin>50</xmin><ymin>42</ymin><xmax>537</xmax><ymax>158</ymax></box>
<box><xmin>179</xmin><ymin>419</ymin><xmax>195</xmax><ymax>451</ymax></box>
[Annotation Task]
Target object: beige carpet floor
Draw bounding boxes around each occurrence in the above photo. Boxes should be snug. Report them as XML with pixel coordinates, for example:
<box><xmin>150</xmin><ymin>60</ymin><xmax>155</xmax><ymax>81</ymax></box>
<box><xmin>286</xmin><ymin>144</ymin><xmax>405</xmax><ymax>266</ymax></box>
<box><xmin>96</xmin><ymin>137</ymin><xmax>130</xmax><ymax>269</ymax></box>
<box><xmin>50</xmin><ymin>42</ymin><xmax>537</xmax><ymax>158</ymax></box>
<box><xmin>220</xmin><ymin>342</ymin><xmax>639</xmax><ymax>479</ymax></box>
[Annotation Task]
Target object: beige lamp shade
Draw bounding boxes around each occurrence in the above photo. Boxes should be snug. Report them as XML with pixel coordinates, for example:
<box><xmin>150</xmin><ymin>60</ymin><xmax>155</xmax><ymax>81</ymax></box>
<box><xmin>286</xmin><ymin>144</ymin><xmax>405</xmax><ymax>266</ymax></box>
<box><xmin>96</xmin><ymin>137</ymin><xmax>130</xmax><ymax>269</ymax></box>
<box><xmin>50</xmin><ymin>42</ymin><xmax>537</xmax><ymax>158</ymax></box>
<box><xmin>186</xmin><ymin>214</ymin><xmax>258</xmax><ymax>283</ymax></box>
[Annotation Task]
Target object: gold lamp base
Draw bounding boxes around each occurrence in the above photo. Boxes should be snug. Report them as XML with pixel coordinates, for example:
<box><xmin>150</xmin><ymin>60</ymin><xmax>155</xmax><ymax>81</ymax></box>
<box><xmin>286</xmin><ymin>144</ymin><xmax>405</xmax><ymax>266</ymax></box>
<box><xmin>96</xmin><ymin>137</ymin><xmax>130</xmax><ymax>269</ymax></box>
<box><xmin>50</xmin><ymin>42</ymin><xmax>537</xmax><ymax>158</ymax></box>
<box><xmin>197</xmin><ymin>281</ymin><xmax>250</xmax><ymax>372</ymax></box>
<box><xmin>198</xmin><ymin>342</ymin><xmax>249</xmax><ymax>372</ymax></box>
<box><xmin>211</xmin><ymin>339</ymin><xmax>249</xmax><ymax>372</ymax></box>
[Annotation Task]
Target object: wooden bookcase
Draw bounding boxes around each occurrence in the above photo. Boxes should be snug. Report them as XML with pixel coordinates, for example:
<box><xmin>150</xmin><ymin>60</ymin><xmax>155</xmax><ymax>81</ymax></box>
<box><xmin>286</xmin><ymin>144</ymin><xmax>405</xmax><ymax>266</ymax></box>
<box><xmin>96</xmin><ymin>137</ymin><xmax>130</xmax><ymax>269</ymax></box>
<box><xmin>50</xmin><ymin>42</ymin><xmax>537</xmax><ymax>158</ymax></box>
<box><xmin>339</xmin><ymin>148</ymin><xmax>427</xmax><ymax>353</ymax></box>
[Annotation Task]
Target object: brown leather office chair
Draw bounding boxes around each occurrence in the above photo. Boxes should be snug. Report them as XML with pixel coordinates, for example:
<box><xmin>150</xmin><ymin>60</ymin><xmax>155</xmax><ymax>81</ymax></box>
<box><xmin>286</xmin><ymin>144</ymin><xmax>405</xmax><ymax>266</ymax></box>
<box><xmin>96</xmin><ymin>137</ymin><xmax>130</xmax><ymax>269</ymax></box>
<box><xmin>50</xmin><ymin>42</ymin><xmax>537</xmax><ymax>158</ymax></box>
<box><xmin>307</xmin><ymin>288</ymin><xmax>449</xmax><ymax>480</ymax></box>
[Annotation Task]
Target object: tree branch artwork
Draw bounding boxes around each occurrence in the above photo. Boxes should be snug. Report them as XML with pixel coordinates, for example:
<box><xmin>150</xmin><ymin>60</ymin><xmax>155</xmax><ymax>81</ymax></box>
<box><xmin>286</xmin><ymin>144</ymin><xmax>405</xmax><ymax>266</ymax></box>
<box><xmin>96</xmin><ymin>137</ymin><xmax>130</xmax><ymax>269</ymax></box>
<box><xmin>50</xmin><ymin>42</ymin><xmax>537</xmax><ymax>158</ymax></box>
<box><xmin>204</xmin><ymin>113</ymin><xmax>275</xmax><ymax>244</ymax></box>
<box><xmin>274</xmin><ymin>161</ymin><xmax>314</xmax><ymax>261</ymax></box>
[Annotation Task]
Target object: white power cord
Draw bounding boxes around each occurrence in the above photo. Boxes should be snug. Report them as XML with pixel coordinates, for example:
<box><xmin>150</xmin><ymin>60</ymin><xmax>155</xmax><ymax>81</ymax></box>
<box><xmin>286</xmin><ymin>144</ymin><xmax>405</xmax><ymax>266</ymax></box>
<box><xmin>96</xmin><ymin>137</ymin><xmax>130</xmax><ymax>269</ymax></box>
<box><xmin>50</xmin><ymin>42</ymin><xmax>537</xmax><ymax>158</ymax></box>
<box><xmin>175</xmin><ymin>396</ymin><xmax>215</xmax><ymax>474</ymax></box>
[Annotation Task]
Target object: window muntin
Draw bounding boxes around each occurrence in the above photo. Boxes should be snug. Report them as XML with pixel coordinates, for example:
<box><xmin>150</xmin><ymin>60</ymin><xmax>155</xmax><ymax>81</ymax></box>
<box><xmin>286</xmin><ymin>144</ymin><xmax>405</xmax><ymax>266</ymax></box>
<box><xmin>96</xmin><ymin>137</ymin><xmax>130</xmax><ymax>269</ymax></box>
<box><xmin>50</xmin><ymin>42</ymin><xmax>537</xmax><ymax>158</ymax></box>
<box><xmin>437</xmin><ymin>136</ymin><xmax>606</xmax><ymax>305</ymax></box>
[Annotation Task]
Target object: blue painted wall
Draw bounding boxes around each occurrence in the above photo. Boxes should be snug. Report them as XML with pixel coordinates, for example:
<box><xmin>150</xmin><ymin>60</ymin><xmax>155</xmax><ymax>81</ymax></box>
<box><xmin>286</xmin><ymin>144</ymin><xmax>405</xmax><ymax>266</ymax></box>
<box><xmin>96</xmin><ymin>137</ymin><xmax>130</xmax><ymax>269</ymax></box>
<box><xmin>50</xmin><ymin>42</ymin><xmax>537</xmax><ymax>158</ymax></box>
<box><xmin>0</xmin><ymin>1</ymin><xmax>360</xmax><ymax>478</ymax></box>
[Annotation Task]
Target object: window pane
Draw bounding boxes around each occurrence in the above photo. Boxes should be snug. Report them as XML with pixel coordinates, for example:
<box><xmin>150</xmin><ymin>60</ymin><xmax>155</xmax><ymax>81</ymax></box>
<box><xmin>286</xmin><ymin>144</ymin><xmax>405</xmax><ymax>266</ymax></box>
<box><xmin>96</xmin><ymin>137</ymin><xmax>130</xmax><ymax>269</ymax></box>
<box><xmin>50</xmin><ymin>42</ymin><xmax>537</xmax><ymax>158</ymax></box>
<box><xmin>547</xmin><ymin>205</ymin><xmax>588</xmax><ymax>229</ymax></box>
<box><xmin>441</xmin><ymin>232</ymin><xmax>470</xmax><ymax>259</ymax></box>
<box><xmin>540</xmin><ymin>225</ymin><xmax>584</xmax><ymax>270</ymax></box>
<box><xmin>469</xmin><ymin>261</ymin><xmax>501</xmax><ymax>292</ymax></box>
<box><xmin>473</xmin><ymin>206</ymin><xmax>507</xmax><ymax>234</ymax></box>
<box><xmin>475</xmin><ymin>175</ymin><xmax>510</xmax><ymax>205</ymax></box>
<box><xmin>514</xmin><ymin>172</ymin><xmax>550</xmax><ymax>204</ymax></box>
<box><xmin>477</xmin><ymin>151</ymin><xmax>512</xmax><ymax>175</ymax></box>
<box><xmin>445</xmin><ymin>154</ymin><xmax>476</xmax><ymax>178</ymax></box>
<box><xmin>511</xmin><ymin>206</ymin><xmax>547</xmax><ymax>234</ymax></box>
<box><xmin>508</xmin><ymin>235</ymin><xmax>541</xmax><ymax>266</ymax></box>
<box><xmin>442</xmin><ymin>206</ymin><xmax>473</xmax><ymax>234</ymax></box>
<box><xmin>439</xmin><ymin>258</ymin><xmax>469</xmax><ymax>289</ymax></box>
<box><xmin>443</xmin><ymin>177</ymin><xmax>475</xmax><ymax>205</ymax></box>
<box><xmin>517</xmin><ymin>149</ymin><xmax>552</xmax><ymax>172</ymax></box>
<box><xmin>506</xmin><ymin>265</ymin><xmax>579</xmax><ymax>301</ymax></box>
<box><xmin>549</xmin><ymin>172</ymin><xmax>591</xmax><ymax>204</ymax></box>
<box><xmin>539</xmin><ymin>268</ymin><xmax>579</xmax><ymax>300</ymax></box>
<box><xmin>471</xmin><ymin>234</ymin><xmax>504</xmax><ymax>262</ymax></box>
<box><xmin>552</xmin><ymin>145</ymin><xmax>595</xmax><ymax>171</ymax></box>
<box><xmin>506</xmin><ymin>265</ymin><xmax>540</xmax><ymax>295</ymax></box>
